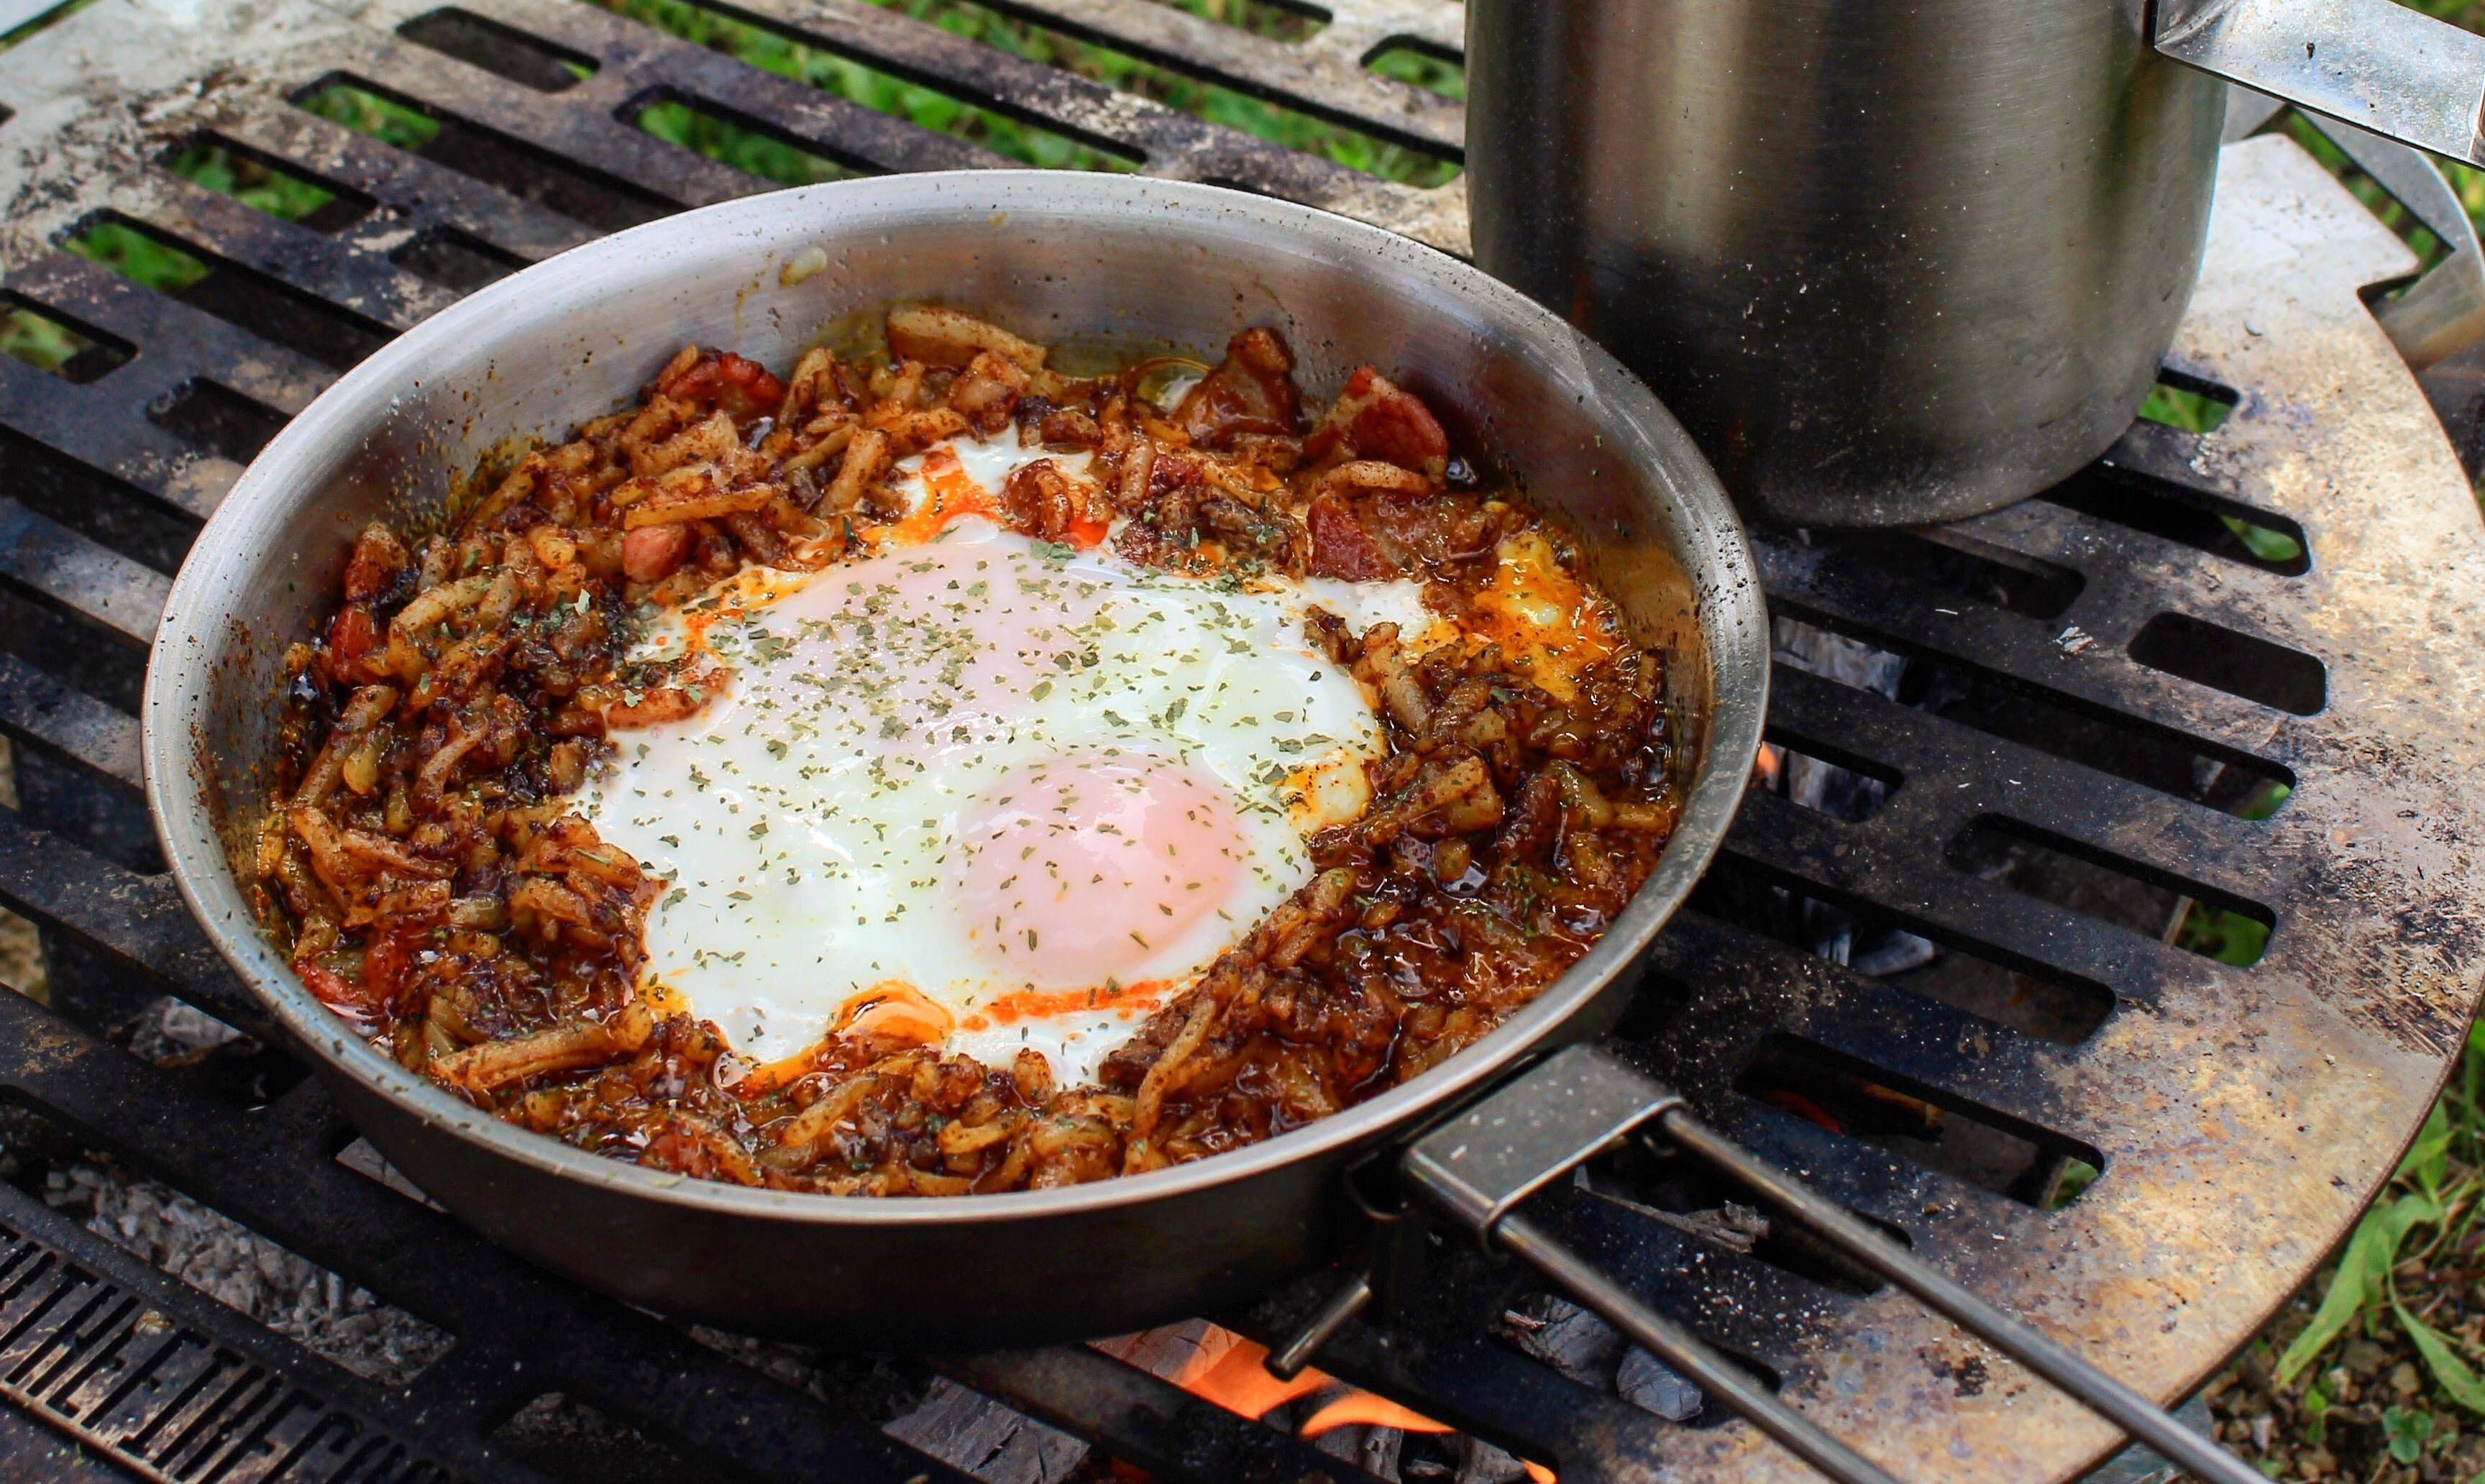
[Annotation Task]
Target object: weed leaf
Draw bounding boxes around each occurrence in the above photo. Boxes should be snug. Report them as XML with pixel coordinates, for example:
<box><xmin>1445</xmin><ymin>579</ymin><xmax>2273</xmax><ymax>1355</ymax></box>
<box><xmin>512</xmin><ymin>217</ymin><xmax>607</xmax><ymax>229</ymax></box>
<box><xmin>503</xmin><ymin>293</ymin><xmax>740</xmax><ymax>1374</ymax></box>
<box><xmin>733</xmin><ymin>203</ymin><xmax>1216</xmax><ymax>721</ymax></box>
<box><xmin>2397</xmin><ymin>1301</ymin><xmax>2485</xmax><ymax>1416</ymax></box>
<box><xmin>2278</xmin><ymin>1191</ymin><xmax>2443</xmax><ymax>1385</ymax></box>
<box><xmin>2402</xmin><ymin>1101</ymin><xmax>2455</xmax><ymax>1197</ymax></box>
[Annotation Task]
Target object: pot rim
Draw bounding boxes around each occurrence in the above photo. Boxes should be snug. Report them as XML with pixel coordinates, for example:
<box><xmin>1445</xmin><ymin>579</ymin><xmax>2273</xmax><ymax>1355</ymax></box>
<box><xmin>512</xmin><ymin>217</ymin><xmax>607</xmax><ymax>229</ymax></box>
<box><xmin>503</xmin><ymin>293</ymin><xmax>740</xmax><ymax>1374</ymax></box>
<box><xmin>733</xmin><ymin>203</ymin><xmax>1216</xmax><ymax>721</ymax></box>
<box><xmin>142</xmin><ymin>170</ymin><xmax>1767</xmax><ymax>1229</ymax></box>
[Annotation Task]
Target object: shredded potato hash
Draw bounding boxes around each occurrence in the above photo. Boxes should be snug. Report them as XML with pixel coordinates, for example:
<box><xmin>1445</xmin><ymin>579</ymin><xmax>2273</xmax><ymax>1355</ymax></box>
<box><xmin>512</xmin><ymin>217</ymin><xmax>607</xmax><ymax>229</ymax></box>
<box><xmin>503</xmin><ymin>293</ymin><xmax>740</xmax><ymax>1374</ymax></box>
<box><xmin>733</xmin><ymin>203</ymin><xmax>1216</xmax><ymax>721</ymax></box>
<box><xmin>257</xmin><ymin>308</ymin><xmax>1685</xmax><ymax>1194</ymax></box>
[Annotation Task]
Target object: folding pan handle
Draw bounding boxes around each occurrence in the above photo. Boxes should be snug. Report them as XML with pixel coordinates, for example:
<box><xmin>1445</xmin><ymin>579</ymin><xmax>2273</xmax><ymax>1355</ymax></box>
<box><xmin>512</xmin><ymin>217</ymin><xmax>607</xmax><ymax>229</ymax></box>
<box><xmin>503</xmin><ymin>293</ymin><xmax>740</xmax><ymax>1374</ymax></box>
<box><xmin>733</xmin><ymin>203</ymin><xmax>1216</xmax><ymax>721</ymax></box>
<box><xmin>1347</xmin><ymin>1045</ymin><xmax>2267</xmax><ymax>1484</ymax></box>
<box><xmin>2154</xmin><ymin>0</ymin><xmax>2485</xmax><ymax>169</ymax></box>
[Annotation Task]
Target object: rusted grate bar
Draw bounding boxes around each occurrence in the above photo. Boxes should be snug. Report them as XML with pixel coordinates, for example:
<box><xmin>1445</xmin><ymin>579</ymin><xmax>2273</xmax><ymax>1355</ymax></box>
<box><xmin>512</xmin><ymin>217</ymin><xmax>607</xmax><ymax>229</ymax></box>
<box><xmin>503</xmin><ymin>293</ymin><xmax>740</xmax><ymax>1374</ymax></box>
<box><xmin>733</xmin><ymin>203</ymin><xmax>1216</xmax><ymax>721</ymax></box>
<box><xmin>0</xmin><ymin>2</ymin><xmax>2480</xmax><ymax>1482</ymax></box>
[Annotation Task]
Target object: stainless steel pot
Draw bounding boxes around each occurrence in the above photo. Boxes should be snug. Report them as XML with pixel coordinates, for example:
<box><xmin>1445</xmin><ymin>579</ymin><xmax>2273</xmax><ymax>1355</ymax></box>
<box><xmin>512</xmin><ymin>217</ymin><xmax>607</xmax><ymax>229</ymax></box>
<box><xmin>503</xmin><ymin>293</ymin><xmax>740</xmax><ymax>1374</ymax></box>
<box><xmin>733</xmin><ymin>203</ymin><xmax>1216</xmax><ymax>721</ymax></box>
<box><xmin>141</xmin><ymin>171</ymin><xmax>1769</xmax><ymax>1348</ymax></box>
<box><xmin>1466</xmin><ymin>0</ymin><xmax>2485</xmax><ymax>527</ymax></box>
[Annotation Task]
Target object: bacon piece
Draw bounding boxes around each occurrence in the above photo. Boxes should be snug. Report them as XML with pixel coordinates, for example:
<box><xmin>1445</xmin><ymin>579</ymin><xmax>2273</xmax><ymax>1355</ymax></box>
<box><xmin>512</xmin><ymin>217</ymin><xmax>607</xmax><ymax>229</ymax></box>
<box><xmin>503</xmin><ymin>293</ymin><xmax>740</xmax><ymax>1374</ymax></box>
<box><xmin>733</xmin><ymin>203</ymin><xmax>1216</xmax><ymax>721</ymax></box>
<box><xmin>655</xmin><ymin>349</ymin><xmax>786</xmax><ymax>423</ymax></box>
<box><xmin>1305</xmin><ymin>498</ymin><xmax>1397</xmax><ymax>580</ymax></box>
<box><xmin>1173</xmin><ymin>327</ymin><xmax>1301</xmax><ymax>448</ymax></box>
<box><xmin>321</xmin><ymin>603</ymin><xmax>390</xmax><ymax>685</ymax></box>
<box><xmin>1321</xmin><ymin>367</ymin><xmax>1448</xmax><ymax>482</ymax></box>
<box><xmin>342</xmin><ymin>523</ymin><xmax>409</xmax><ymax>603</ymax></box>
<box><xmin>293</xmin><ymin>953</ymin><xmax>382</xmax><ymax>1025</ymax></box>
<box><xmin>622</xmin><ymin>523</ymin><xmax>692</xmax><ymax>582</ymax></box>
<box><xmin>1001</xmin><ymin>458</ymin><xmax>1089</xmax><ymax>543</ymax></box>
<box><xmin>950</xmin><ymin>350</ymin><xmax>1030</xmax><ymax>434</ymax></box>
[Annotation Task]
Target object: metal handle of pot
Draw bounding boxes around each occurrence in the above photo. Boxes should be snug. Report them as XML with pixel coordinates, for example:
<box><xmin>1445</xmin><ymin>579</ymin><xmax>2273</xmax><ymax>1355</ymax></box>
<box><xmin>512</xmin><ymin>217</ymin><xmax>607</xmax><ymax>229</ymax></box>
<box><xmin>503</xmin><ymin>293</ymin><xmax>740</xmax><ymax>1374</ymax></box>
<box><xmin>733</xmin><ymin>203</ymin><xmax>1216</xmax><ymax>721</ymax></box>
<box><xmin>2225</xmin><ymin>86</ymin><xmax>2485</xmax><ymax>366</ymax></box>
<box><xmin>1327</xmin><ymin>1045</ymin><xmax>2266</xmax><ymax>1484</ymax></box>
<box><xmin>2157</xmin><ymin>0</ymin><xmax>2485</xmax><ymax>168</ymax></box>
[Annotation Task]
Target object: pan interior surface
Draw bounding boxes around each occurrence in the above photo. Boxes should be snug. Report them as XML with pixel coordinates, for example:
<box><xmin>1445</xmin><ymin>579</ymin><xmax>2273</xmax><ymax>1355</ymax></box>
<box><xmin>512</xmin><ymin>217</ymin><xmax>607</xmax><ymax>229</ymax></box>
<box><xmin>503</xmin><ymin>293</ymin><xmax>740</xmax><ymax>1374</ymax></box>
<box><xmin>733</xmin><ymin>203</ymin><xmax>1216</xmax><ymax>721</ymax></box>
<box><xmin>143</xmin><ymin>171</ymin><xmax>1762</xmax><ymax>1333</ymax></box>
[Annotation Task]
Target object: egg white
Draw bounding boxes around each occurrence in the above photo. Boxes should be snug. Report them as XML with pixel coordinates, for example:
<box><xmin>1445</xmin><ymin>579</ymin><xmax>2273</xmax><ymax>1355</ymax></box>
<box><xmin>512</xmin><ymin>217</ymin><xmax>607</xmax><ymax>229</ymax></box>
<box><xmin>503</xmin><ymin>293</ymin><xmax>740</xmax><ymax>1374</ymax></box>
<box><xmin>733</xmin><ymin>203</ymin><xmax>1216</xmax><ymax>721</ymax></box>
<box><xmin>577</xmin><ymin>433</ymin><xmax>1439</xmax><ymax>1086</ymax></box>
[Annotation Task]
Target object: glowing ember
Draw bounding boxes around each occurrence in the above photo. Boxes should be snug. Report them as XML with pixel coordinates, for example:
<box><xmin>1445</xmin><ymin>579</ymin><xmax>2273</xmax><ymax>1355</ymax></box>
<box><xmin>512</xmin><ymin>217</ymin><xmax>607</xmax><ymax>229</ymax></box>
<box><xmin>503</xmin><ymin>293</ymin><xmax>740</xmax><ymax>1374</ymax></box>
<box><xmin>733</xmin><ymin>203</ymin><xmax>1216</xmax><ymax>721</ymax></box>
<box><xmin>1150</xmin><ymin>1323</ymin><xmax>1556</xmax><ymax>1482</ymax></box>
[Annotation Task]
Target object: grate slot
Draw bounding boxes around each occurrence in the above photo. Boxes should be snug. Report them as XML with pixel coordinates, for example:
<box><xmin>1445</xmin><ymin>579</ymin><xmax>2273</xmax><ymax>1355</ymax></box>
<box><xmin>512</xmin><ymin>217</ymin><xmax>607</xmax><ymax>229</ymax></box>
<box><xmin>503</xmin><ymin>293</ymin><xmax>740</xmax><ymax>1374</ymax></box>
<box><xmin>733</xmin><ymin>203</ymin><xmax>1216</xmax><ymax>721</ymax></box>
<box><xmin>1757</xmin><ymin>532</ymin><xmax>2308</xmax><ymax>749</ymax></box>
<box><xmin>2127</xmin><ymin>610</ymin><xmax>2327</xmax><ymax>716</ymax></box>
<box><xmin>214</xmin><ymin>106</ymin><xmax>595</xmax><ymax>266</ymax></box>
<box><xmin>0</xmin><ymin>294</ymin><xmax>133</xmax><ymax>384</ymax></box>
<box><xmin>0</xmin><ymin>429</ymin><xmax>203</xmax><ymax>582</ymax></box>
<box><xmin>0</xmin><ymin>653</ymin><xmax>142</xmax><ymax>790</ymax></box>
<box><xmin>387</xmin><ymin>226</ymin><xmax>531</xmax><ymax>292</ymax></box>
<box><xmin>397</xmin><ymin>6</ymin><xmax>598</xmax><ymax>91</ymax></box>
<box><xmin>603</xmin><ymin>0</ymin><xmax>1141</xmax><ymax>172</ymax></box>
<box><xmin>1736</xmin><ymin>1035</ymin><xmax>2106</xmax><ymax>1210</ymax></box>
<box><xmin>293</xmin><ymin>75</ymin><xmax>686</xmax><ymax>232</ymax></box>
<box><xmin>1754</xmin><ymin>724</ymin><xmax>1900</xmax><ymax>824</ymax></box>
<box><xmin>1690</xmin><ymin>853</ymin><xmax>2118</xmax><ymax>1044</ymax></box>
<box><xmin>1155</xmin><ymin>0</ymin><xmax>1330</xmax><ymax>42</ymax></box>
<box><xmin>0</xmin><ymin>811</ymin><xmax>263</xmax><ymax>1035</ymax></box>
<box><xmin>1812</xmin><ymin>528</ymin><xmax>2086</xmax><ymax>622</ymax></box>
<box><xmin>2136</xmin><ymin>370</ymin><xmax>2238</xmax><ymax>434</ymax></box>
<box><xmin>1948</xmin><ymin>815</ymin><xmax>2274</xmax><ymax>966</ymax></box>
<box><xmin>6</xmin><ymin>251</ymin><xmax>334</xmax><ymax>420</ymax></box>
<box><xmin>1578</xmin><ymin>1145</ymin><xmax>1900</xmax><ymax>1300</ymax></box>
<box><xmin>626</xmin><ymin>86</ymin><xmax>867</xmax><ymax>186</ymax></box>
<box><xmin>1771</xmin><ymin>615</ymin><xmax>2296</xmax><ymax>818</ymax></box>
<box><xmin>0</xmin><ymin>498</ymin><xmax>166</xmax><ymax>648</ymax></box>
<box><xmin>1362</xmin><ymin>37</ymin><xmax>1462</xmax><ymax>99</ymax></box>
<box><xmin>145</xmin><ymin>380</ymin><xmax>290</xmax><ymax>467</ymax></box>
<box><xmin>905</xmin><ymin>0</ymin><xmax>1460</xmax><ymax>180</ymax></box>
<box><xmin>948</xmin><ymin>1346</ymin><xmax>1397</xmax><ymax>1484</ymax></box>
<box><xmin>114</xmin><ymin>186</ymin><xmax>452</xmax><ymax>334</ymax></box>
<box><xmin>158</xmin><ymin>137</ymin><xmax>378</xmax><ymax>236</ymax></box>
<box><xmin>2041</xmin><ymin>466</ymin><xmax>2310</xmax><ymax>577</ymax></box>
<box><xmin>60</xmin><ymin>216</ymin><xmax>393</xmax><ymax>373</ymax></box>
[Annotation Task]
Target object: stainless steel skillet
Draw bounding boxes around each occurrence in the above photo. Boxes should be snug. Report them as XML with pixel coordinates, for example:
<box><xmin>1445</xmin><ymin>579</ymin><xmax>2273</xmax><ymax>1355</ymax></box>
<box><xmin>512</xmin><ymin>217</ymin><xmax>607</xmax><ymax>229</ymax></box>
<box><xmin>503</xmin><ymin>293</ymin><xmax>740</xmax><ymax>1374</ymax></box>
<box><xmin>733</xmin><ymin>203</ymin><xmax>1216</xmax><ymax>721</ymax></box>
<box><xmin>142</xmin><ymin>171</ymin><xmax>2253</xmax><ymax>1483</ymax></box>
<box><xmin>143</xmin><ymin>170</ymin><xmax>1769</xmax><ymax>1347</ymax></box>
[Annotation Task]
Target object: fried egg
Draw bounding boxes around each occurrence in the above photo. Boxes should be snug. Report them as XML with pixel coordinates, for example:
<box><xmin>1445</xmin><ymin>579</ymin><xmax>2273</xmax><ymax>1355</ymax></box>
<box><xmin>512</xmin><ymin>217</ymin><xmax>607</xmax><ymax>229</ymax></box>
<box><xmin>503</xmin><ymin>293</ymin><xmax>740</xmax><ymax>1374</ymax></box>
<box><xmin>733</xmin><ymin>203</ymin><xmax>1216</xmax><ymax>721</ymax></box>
<box><xmin>577</xmin><ymin>432</ymin><xmax>1442</xmax><ymax>1086</ymax></box>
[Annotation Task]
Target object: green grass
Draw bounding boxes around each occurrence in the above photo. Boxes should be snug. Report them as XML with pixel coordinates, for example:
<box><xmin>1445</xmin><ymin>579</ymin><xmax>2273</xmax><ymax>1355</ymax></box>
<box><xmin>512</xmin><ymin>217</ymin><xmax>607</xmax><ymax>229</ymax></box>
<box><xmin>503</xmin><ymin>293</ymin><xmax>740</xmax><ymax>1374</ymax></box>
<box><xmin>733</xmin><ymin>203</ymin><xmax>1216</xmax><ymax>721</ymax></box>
<box><xmin>1365</xmin><ymin>43</ymin><xmax>1463</xmax><ymax>101</ymax></box>
<box><xmin>60</xmin><ymin>219</ymin><xmax>209</xmax><ymax>296</ymax></box>
<box><xmin>0</xmin><ymin>303</ymin><xmax>93</xmax><ymax>377</ymax></box>
<box><xmin>0</xmin><ymin>0</ymin><xmax>100</xmax><ymax>50</ymax></box>
<box><xmin>588</xmin><ymin>0</ymin><xmax>1458</xmax><ymax>187</ymax></box>
<box><xmin>2235</xmin><ymin>1025</ymin><xmax>2485</xmax><ymax>1463</ymax></box>
<box><xmin>599</xmin><ymin>0</ymin><xmax>1133</xmax><ymax>173</ymax></box>
<box><xmin>2173</xmin><ymin>902</ymin><xmax>2272</xmax><ymax>964</ymax></box>
<box><xmin>2136</xmin><ymin>379</ymin><xmax>2314</xmax><ymax>564</ymax></box>
<box><xmin>2138</xmin><ymin>379</ymin><xmax>2233</xmax><ymax>434</ymax></box>
<box><xmin>162</xmin><ymin>142</ymin><xmax>347</xmax><ymax>226</ymax></box>
<box><xmin>633</xmin><ymin>96</ymin><xmax>863</xmax><ymax>186</ymax></box>
<box><xmin>1155</xmin><ymin>0</ymin><xmax>1324</xmax><ymax>42</ymax></box>
<box><xmin>298</xmin><ymin>81</ymin><xmax>441</xmax><ymax>152</ymax></box>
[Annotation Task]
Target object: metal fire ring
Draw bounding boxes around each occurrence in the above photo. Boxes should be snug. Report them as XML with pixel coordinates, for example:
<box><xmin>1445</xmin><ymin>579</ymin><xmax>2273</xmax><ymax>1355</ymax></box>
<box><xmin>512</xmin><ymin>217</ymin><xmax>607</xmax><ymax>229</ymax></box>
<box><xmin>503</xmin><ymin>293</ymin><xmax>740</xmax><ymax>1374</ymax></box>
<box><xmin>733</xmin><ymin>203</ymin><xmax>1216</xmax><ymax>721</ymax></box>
<box><xmin>0</xmin><ymin>2</ymin><xmax>2479</xmax><ymax>1481</ymax></box>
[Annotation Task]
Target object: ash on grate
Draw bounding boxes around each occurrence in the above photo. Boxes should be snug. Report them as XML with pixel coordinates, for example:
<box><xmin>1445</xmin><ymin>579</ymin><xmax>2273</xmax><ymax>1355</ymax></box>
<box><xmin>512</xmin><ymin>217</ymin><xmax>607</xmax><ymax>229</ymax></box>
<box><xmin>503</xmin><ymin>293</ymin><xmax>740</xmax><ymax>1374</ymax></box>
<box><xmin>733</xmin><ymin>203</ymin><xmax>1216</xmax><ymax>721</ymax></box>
<box><xmin>688</xmin><ymin>1326</ymin><xmax>1081</xmax><ymax>1484</ymax></box>
<box><xmin>124</xmin><ymin>995</ymin><xmax>250</xmax><ymax>1065</ymax></box>
<box><xmin>40</xmin><ymin>1161</ymin><xmax>453</xmax><ymax>1385</ymax></box>
<box><xmin>1762</xmin><ymin>617</ymin><xmax>1936</xmax><ymax>975</ymax></box>
<box><xmin>1499</xmin><ymin>1293</ymin><xmax>1703</xmax><ymax>1423</ymax></box>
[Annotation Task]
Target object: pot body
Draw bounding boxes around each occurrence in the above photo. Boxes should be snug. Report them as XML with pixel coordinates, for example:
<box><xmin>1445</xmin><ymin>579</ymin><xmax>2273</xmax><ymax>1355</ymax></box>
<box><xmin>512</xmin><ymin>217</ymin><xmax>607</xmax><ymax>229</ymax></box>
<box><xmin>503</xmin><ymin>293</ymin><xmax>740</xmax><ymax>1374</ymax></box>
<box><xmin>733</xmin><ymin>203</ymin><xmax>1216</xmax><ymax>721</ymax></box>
<box><xmin>1467</xmin><ymin>0</ymin><xmax>2228</xmax><ymax>526</ymax></box>
<box><xmin>144</xmin><ymin>173</ymin><xmax>1769</xmax><ymax>1347</ymax></box>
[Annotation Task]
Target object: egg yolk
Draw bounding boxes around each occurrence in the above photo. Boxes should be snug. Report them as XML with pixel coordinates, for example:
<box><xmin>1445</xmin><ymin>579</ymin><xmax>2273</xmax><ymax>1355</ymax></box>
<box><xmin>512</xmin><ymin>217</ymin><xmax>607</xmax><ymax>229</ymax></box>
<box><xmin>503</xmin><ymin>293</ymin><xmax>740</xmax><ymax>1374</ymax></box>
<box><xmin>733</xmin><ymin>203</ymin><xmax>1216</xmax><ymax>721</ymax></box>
<box><xmin>956</xmin><ymin>754</ymin><xmax>1243</xmax><ymax>990</ymax></box>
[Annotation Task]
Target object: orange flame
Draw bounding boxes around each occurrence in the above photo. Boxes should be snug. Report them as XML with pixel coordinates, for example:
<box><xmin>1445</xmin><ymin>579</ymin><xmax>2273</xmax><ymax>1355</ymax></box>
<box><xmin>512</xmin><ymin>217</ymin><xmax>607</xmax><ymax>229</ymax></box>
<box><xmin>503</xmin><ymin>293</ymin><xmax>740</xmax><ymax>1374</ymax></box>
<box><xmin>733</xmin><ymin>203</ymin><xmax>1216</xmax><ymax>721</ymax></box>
<box><xmin>1169</xmin><ymin>1334</ymin><xmax>1330</xmax><ymax>1420</ymax></box>
<box><xmin>1162</xmin><ymin>1326</ymin><xmax>1556</xmax><ymax>1482</ymax></box>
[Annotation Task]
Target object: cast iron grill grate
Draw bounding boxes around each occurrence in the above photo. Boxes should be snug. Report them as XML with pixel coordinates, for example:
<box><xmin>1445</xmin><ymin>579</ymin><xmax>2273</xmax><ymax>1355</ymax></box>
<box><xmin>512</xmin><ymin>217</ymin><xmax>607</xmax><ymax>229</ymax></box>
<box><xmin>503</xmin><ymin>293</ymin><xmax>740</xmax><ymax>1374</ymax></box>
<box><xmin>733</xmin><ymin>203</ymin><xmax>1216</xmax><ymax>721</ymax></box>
<box><xmin>1</xmin><ymin>2</ymin><xmax>2484</xmax><ymax>1481</ymax></box>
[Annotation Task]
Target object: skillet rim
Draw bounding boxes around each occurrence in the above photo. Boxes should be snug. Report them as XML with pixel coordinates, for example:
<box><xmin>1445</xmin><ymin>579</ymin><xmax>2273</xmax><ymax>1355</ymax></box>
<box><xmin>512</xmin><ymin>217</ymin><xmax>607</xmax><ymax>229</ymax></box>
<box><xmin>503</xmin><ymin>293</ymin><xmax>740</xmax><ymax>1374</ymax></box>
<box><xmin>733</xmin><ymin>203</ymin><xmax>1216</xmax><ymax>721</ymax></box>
<box><xmin>141</xmin><ymin>169</ymin><xmax>1767</xmax><ymax>1227</ymax></box>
